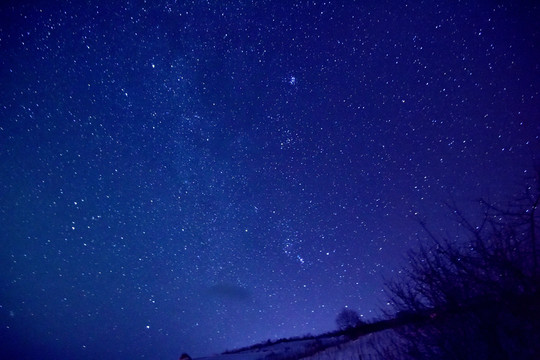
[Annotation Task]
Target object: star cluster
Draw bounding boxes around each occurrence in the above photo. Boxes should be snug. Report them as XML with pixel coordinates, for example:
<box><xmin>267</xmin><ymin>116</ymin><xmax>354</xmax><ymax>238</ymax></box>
<box><xmin>0</xmin><ymin>1</ymin><xmax>538</xmax><ymax>358</ymax></box>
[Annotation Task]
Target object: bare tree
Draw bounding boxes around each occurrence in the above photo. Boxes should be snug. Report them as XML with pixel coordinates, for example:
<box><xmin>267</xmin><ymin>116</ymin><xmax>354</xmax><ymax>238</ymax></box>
<box><xmin>383</xmin><ymin>170</ymin><xmax>540</xmax><ymax>359</ymax></box>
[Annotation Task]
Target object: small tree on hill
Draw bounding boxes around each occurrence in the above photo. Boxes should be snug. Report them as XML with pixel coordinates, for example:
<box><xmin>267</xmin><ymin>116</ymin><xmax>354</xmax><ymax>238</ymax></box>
<box><xmin>336</xmin><ymin>308</ymin><xmax>361</xmax><ymax>330</ymax></box>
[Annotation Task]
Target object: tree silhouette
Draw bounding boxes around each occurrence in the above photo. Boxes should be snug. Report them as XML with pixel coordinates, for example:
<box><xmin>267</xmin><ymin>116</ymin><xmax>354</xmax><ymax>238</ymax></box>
<box><xmin>336</xmin><ymin>308</ymin><xmax>362</xmax><ymax>330</ymax></box>
<box><xmin>383</xmin><ymin>170</ymin><xmax>540</xmax><ymax>359</ymax></box>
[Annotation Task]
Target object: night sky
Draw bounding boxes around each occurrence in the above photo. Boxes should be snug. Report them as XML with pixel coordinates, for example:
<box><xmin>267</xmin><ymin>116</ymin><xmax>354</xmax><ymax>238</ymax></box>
<box><xmin>1</xmin><ymin>0</ymin><xmax>539</xmax><ymax>359</ymax></box>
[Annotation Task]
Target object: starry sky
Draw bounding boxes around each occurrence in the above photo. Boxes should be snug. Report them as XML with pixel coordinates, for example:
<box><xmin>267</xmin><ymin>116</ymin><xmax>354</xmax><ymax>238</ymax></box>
<box><xmin>1</xmin><ymin>0</ymin><xmax>539</xmax><ymax>359</ymax></box>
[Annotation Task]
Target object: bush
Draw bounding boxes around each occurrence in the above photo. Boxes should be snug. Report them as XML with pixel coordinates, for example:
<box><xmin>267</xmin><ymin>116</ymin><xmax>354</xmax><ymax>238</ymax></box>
<box><xmin>384</xmin><ymin>171</ymin><xmax>540</xmax><ymax>359</ymax></box>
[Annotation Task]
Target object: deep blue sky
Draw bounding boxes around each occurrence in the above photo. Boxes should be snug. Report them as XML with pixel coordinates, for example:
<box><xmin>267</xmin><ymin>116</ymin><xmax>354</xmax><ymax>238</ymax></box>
<box><xmin>1</xmin><ymin>0</ymin><xmax>538</xmax><ymax>359</ymax></box>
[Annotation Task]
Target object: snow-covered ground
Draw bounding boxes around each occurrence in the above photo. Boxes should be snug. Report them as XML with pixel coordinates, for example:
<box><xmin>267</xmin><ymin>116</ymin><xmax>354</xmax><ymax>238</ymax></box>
<box><xmin>299</xmin><ymin>329</ymin><xmax>404</xmax><ymax>360</ymax></box>
<box><xmin>193</xmin><ymin>335</ymin><xmax>346</xmax><ymax>360</ymax></box>
<box><xmin>193</xmin><ymin>329</ymin><xmax>402</xmax><ymax>360</ymax></box>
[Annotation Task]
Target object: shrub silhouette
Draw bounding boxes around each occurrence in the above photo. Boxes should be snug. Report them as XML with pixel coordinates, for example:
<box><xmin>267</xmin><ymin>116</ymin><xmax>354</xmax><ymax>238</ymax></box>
<box><xmin>384</xmin><ymin>171</ymin><xmax>540</xmax><ymax>359</ymax></box>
